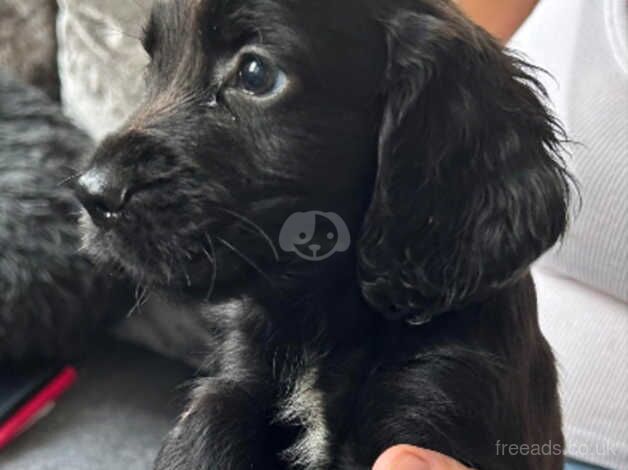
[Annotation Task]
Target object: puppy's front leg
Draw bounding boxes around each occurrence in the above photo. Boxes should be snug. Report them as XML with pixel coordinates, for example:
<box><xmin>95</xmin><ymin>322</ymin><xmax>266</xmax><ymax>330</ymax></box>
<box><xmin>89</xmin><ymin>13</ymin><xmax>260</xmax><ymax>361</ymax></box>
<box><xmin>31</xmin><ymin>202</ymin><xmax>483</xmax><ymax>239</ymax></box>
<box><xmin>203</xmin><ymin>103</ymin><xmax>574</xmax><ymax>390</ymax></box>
<box><xmin>155</xmin><ymin>378</ymin><xmax>276</xmax><ymax>470</ymax></box>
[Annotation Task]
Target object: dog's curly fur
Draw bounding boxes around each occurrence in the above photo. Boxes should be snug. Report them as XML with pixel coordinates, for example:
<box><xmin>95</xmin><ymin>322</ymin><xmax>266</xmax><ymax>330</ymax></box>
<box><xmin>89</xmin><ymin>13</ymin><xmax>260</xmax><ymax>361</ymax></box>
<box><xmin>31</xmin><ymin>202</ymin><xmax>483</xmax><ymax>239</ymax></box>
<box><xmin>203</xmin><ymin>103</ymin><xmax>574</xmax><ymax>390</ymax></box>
<box><xmin>2</xmin><ymin>0</ymin><xmax>571</xmax><ymax>469</ymax></box>
<box><xmin>0</xmin><ymin>70</ymin><xmax>132</xmax><ymax>362</ymax></box>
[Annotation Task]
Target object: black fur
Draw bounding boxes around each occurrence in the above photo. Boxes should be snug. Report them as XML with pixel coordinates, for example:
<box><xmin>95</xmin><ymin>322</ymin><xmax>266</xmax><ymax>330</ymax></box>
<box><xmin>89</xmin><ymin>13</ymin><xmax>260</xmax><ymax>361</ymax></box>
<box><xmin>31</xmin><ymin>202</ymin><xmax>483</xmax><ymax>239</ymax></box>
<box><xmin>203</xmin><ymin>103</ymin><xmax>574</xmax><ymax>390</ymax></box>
<box><xmin>360</xmin><ymin>2</ymin><xmax>571</xmax><ymax>323</ymax></box>
<box><xmin>2</xmin><ymin>0</ymin><xmax>571</xmax><ymax>469</ymax></box>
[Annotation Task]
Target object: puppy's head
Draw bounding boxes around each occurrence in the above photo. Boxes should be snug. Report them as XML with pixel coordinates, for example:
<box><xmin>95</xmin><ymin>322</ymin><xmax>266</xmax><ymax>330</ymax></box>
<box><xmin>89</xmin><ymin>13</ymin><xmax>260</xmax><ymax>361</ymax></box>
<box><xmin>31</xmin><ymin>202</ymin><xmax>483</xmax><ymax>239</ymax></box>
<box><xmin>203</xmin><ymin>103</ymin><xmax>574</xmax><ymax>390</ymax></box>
<box><xmin>76</xmin><ymin>0</ymin><xmax>570</xmax><ymax>317</ymax></box>
<box><xmin>77</xmin><ymin>0</ymin><xmax>383</xmax><ymax>290</ymax></box>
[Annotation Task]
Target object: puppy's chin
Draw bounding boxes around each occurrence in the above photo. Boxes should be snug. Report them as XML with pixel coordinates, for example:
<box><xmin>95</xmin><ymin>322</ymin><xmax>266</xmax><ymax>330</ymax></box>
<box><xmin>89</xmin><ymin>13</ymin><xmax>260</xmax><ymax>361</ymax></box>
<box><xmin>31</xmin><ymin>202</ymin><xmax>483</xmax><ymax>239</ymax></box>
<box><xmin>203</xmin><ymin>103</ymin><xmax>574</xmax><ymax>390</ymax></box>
<box><xmin>78</xmin><ymin>211</ymin><xmax>189</xmax><ymax>286</ymax></box>
<box><xmin>79</xmin><ymin>211</ymin><xmax>152</xmax><ymax>282</ymax></box>
<box><xmin>78</xmin><ymin>209</ymin><xmax>250</xmax><ymax>295</ymax></box>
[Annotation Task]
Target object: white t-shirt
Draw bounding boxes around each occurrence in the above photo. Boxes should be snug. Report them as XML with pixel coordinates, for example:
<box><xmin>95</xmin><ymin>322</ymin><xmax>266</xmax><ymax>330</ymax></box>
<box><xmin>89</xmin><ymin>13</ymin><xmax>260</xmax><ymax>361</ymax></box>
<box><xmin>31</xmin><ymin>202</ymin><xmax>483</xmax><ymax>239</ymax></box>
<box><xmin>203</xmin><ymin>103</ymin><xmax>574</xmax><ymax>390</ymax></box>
<box><xmin>511</xmin><ymin>1</ymin><xmax>628</xmax><ymax>468</ymax></box>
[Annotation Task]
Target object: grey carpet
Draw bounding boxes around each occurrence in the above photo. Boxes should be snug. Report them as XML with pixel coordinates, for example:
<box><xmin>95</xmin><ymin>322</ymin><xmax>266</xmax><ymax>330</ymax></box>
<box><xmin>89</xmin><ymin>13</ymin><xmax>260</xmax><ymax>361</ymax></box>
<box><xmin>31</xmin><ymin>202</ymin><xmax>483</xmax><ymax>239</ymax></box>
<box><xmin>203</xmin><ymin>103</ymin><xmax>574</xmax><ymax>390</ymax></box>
<box><xmin>0</xmin><ymin>339</ymin><xmax>192</xmax><ymax>470</ymax></box>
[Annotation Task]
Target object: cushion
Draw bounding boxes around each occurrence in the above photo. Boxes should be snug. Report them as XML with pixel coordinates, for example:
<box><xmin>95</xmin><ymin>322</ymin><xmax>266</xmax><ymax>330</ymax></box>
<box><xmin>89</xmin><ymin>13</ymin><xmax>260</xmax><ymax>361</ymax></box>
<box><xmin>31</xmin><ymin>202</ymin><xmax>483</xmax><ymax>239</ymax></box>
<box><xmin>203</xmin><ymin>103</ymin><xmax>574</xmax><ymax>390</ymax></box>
<box><xmin>0</xmin><ymin>340</ymin><xmax>191</xmax><ymax>470</ymax></box>
<box><xmin>57</xmin><ymin>0</ymin><xmax>153</xmax><ymax>140</ymax></box>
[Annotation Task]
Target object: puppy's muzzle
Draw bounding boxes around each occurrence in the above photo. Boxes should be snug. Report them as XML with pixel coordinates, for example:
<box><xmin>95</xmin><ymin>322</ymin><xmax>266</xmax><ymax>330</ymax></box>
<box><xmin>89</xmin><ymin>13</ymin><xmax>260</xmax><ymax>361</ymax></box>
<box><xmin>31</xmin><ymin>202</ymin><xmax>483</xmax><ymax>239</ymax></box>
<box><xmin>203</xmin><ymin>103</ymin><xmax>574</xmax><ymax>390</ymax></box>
<box><xmin>74</xmin><ymin>131</ymin><xmax>153</xmax><ymax>229</ymax></box>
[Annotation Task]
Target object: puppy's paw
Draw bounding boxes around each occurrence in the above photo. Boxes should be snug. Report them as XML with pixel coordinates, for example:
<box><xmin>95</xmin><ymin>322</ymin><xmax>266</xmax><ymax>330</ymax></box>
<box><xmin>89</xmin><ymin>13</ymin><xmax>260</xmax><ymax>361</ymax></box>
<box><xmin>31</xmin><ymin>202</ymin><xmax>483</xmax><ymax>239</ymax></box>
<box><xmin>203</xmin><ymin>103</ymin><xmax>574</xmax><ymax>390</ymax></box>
<box><xmin>154</xmin><ymin>416</ymin><xmax>259</xmax><ymax>470</ymax></box>
<box><xmin>154</xmin><ymin>417</ymin><xmax>213</xmax><ymax>470</ymax></box>
<box><xmin>155</xmin><ymin>382</ymin><xmax>275</xmax><ymax>470</ymax></box>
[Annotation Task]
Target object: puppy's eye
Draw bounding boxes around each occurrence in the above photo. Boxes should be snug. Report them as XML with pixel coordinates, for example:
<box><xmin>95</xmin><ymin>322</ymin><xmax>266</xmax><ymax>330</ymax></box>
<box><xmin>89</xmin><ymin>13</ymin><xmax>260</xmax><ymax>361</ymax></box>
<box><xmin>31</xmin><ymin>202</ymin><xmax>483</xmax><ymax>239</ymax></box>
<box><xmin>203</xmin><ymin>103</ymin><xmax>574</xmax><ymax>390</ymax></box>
<box><xmin>237</xmin><ymin>54</ymin><xmax>286</xmax><ymax>96</ymax></box>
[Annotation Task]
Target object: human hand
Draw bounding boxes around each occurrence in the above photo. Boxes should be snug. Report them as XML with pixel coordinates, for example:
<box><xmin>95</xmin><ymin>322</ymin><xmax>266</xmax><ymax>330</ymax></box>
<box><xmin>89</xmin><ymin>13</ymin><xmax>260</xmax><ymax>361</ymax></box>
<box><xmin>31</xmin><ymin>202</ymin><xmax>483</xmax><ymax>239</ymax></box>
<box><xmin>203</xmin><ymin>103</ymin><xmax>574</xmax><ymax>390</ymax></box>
<box><xmin>374</xmin><ymin>445</ymin><xmax>473</xmax><ymax>470</ymax></box>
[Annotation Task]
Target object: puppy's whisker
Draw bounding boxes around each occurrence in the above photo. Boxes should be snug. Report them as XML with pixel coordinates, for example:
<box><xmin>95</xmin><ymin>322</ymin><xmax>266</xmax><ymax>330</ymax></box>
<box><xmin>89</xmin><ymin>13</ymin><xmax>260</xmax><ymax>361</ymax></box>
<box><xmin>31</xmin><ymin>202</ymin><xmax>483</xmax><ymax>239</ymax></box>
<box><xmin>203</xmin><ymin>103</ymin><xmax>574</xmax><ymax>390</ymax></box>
<box><xmin>215</xmin><ymin>236</ymin><xmax>274</xmax><ymax>285</ymax></box>
<box><xmin>58</xmin><ymin>171</ymin><xmax>81</xmax><ymax>187</ymax></box>
<box><xmin>182</xmin><ymin>268</ymin><xmax>192</xmax><ymax>288</ymax></box>
<box><xmin>203</xmin><ymin>234</ymin><xmax>218</xmax><ymax>303</ymax></box>
<box><xmin>128</xmin><ymin>282</ymin><xmax>151</xmax><ymax>317</ymax></box>
<box><xmin>174</xmin><ymin>249</ymin><xmax>193</xmax><ymax>288</ymax></box>
<box><xmin>214</xmin><ymin>207</ymin><xmax>279</xmax><ymax>261</ymax></box>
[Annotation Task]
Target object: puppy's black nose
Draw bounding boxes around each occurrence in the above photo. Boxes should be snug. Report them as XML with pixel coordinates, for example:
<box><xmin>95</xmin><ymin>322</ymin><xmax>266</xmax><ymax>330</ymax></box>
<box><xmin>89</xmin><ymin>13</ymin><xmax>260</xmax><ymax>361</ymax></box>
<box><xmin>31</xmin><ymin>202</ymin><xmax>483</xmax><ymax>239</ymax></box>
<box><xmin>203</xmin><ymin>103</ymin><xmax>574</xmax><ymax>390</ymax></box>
<box><xmin>75</xmin><ymin>168</ymin><xmax>130</xmax><ymax>228</ymax></box>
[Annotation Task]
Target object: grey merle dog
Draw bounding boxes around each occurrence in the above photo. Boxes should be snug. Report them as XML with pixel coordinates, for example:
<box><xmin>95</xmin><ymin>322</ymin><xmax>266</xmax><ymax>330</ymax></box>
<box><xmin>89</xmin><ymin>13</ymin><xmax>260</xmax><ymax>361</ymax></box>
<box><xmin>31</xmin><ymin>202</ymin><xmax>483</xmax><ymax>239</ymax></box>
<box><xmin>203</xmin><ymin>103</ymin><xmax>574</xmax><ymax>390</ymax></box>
<box><xmin>1</xmin><ymin>0</ymin><xmax>571</xmax><ymax>469</ymax></box>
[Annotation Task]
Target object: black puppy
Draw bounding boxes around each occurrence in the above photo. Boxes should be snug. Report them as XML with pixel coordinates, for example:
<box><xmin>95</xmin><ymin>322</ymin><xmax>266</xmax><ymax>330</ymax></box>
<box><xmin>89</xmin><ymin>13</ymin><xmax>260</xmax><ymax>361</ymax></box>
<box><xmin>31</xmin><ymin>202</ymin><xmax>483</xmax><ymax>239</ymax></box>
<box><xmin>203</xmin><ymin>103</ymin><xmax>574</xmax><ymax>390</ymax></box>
<box><xmin>73</xmin><ymin>0</ymin><xmax>571</xmax><ymax>468</ymax></box>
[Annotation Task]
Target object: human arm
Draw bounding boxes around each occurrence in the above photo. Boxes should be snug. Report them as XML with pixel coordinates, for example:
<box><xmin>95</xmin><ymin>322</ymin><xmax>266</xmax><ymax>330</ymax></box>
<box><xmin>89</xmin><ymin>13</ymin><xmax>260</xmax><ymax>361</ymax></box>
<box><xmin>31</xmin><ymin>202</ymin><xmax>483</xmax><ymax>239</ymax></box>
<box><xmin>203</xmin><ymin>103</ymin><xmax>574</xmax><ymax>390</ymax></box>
<box><xmin>456</xmin><ymin>0</ymin><xmax>539</xmax><ymax>43</ymax></box>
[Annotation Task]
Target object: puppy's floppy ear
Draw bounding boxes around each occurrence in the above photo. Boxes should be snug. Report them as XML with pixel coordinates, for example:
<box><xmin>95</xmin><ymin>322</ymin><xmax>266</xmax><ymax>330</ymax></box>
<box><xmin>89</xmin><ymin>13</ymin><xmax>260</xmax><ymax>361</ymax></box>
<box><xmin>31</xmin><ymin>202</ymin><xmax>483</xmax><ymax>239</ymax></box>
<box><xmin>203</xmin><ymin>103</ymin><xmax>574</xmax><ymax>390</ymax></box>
<box><xmin>358</xmin><ymin>2</ymin><xmax>571</xmax><ymax>322</ymax></box>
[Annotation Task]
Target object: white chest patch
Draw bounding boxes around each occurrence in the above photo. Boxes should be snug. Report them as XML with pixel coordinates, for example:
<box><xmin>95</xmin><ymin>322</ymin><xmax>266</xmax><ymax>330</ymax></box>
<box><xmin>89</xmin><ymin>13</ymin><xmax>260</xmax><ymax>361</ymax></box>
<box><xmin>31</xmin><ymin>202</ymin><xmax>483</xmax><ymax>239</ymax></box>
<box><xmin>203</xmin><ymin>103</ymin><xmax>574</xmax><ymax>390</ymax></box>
<box><xmin>276</xmin><ymin>366</ymin><xmax>330</xmax><ymax>469</ymax></box>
